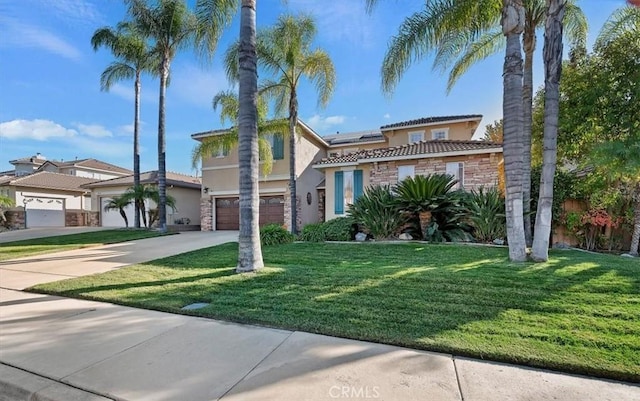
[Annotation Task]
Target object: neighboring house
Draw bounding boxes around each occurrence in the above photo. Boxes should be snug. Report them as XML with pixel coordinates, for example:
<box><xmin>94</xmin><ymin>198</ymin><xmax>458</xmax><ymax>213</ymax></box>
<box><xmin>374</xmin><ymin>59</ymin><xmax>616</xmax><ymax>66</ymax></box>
<box><xmin>8</xmin><ymin>153</ymin><xmax>48</xmax><ymax>177</ymax></box>
<box><xmin>194</xmin><ymin>114</ymin><xmax>503</xmax><ymax>231</ymax></box>
<box><xmin>193</xmin><ymin>121</ymin><xmax>327</xmax><ymax>231</ymax></box>
<box><xmin>35</xmin><ymin>158</ymin><xmax>132</xmax><ymax>180</ymax></box>
<box><xmin>0</xmin><ymin>154</ymin><xmax>133</xmax><ymax>228</ymax></box>
<box><xmin>82</xmin><ymin>171</ymin><xmax>201</xmax><ymax>228</ymax></box>
<box><xmin>0</xmin><ymin>172</ymin><xmax>96</xmax><ymax>227</ymax></box>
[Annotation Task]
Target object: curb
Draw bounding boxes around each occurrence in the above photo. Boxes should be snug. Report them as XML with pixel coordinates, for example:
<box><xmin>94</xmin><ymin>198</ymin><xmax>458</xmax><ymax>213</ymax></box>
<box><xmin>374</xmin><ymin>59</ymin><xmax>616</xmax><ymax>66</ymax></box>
<box><xmin>0</xmin><ymin>363</ymin><xmax>112</xmax><ymax>401</ymax></box>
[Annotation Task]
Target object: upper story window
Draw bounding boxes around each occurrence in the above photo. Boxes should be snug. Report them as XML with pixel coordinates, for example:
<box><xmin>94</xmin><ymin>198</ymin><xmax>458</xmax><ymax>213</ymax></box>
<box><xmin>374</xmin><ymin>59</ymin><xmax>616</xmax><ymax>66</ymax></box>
<box><xmin>431</xmin><ymin>128</ymin><xmax>449</xmax><ymax>140</ymax></box>
<box><xmin>266</xmin><ymin>134</ymin><xmax>285</xmax><ymax>160</ymax></box>
<box><xmin>398</xmin><ymin>165</ymin><xmax>415</xmax><ymax>182</ymax></box>
<box><xmin>214</xmin><ymin>145</ymin><xmax>229</xmax><ymax>158</ymax></box>
<box><xmin>408</xmin><ymin>131</ymin><xmax>424</xmax><ymax>143</ymax></box>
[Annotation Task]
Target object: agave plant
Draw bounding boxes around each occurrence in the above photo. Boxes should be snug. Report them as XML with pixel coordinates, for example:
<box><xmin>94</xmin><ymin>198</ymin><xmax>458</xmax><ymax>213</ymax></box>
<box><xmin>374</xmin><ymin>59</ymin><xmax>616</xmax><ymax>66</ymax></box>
<box><xmin>348</xmin><ymin>185</ymin><xmax>408</xmax><ymax>239</ymax></box>
<box><xmin>466</xmin><ymin>186</ymin><xmax>506</xmax><ymax>243</ymax></box>
<box><xmin>394</xmin><ymin>174</ymin><xmax>459</xmax><ymax>239</ymax></box>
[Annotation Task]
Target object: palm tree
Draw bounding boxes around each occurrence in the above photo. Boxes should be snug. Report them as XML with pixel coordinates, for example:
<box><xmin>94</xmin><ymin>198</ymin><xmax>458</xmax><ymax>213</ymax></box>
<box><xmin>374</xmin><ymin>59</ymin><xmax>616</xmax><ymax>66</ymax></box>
<box><xmin>91</xmin><ymin>22</ymin><xmax>159</xmax><ymax>229</ymax></box>
<box><xmin>365</xmin><ymin>0</ymin><xmax>586</xmax><ymax>247</ymax></box>
<box><xmin>103</xmin><ymin>195</ymin><xmax>132</xmax><ymax>228</ymax></box>
<box><xmin>500</xmin><ymin>0</ymin><xmax>528</xmax><ymax>261</ymax></box>
<box><xmin>125</xmin><ymin>0</ymin><xmax>236</xmax><ymax>233</ymax></box>
<box><xmin>235</xmin><ymin>0</ymin><xmax>263</xmax><ymax>272</ymax></box>
<box><xmin>531</xmin><ymin>0</ymin><xmax>566</xmax><ymax>262</ymax></box>
<box><xmin>0</xmin><ymin>195</ymin><xmax>15</xmax><ymax>226</ymax></box>
<box><xmin>123</xmin><ymin>184</ymin><xmax>154</xmax><ymax>228</ymax></box>
<box><xmin>191</xmin><ymin>90</ymin><xmax>288</xmax><ymax>176</ymax></box>
<box><xmin>224</xmin><ymin>14</ymin><xmax>336</xmax><ymax>234</ymax></box>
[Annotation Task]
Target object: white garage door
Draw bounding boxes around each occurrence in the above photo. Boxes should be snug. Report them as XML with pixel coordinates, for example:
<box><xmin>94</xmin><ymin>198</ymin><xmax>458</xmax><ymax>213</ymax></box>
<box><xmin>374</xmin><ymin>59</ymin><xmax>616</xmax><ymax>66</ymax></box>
<box><xmin>26</xmin><ymin>198</ymin><xmax>65</xmax><ymax>227</ymax></box>
<box><xmin>101</xmin><ymin>197</ymin><xmax>135</xmax><ymax>227</ymax></box>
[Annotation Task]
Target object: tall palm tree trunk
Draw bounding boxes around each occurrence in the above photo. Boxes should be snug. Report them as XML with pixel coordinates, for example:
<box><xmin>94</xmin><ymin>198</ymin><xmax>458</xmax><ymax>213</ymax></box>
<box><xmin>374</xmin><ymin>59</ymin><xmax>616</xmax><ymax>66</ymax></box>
<box><xmin>288</xmin><ymin>89</ymin><xmax>298</xmax><ymax>234</ymax></box>
<box><xmin>134</xmin><ymin>71</ymin><xmax>141</xmax><ymax>229</ymax></box>
<box><xmin>532</xmin><ymin>0</ymin><xmax>565</xmax><ymax>261</ymax></box>
<box><xmin>522</xmin><ymin>21</ymin><xmax>536</xmax><ymax>246</ymax></box>
<box><xmin>157</xmin><ymin>57</ymin><xmax>169</xmax><ymax>233</ymax></box>
<box><xmin>502</xmin><ymin>0</ymin><xmax>527</xmax><ymax>262</ymax></box>
<box><xmin>237</xmin><ymin>0</ymin><xmax>264</xmax><ymax>272</ymax></box>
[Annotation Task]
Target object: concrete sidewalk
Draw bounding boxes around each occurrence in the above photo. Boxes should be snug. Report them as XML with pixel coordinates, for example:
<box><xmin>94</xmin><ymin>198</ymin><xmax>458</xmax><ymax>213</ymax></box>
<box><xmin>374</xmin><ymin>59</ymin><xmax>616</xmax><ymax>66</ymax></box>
<box><xmin>1</xmin><ymin>289</ymin><xmax>638</xmax><ymax>401</ymax></box>
<box><xmin>1</xmin><ymin>231</ymin><xmax>638</xmax><ymax>400</ymax></box>
<box><xmin>0</xmin><ymin>231</ymin><xmax>239</xmax><ymax>290</ymax></box>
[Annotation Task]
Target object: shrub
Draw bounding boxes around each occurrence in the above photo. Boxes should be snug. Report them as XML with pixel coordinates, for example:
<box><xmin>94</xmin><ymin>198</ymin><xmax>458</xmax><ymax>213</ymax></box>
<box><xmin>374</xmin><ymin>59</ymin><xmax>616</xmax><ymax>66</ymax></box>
<box><xmin>260</xmin><ymin>224</ymin><xmax>295</xmax><ymax>246</ymax></box>
<box><xmin>466</xmin><ymin>186</ymin><xmax>506</xmax><ymax>242</ymax></box>
<box><xmin>395</xmin><ymin>174</ymin><xmax>470</xmax><ymax>241</ymax></box>
<box><xmin>347</xmin><ymin>185</ymin><xmax>408</xmax><ymax>239</ymax></box>
<box><xmin>299</xmin><ymin>223</ymin><xmax>327</xmax><ymax>242</ymax></box>
<box><xmin>322</xmin><ymin>217</ymin><xmax>357</xmax><ymax>241</ymax></box>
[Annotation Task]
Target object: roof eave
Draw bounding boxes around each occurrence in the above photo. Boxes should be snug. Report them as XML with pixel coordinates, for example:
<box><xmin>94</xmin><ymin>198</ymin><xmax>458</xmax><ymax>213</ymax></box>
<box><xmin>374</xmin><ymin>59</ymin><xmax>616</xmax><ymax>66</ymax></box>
<box><xmin>365</xmin><ymin>147</ymin><xmax>503</xmax><ymax>163</ymax></box>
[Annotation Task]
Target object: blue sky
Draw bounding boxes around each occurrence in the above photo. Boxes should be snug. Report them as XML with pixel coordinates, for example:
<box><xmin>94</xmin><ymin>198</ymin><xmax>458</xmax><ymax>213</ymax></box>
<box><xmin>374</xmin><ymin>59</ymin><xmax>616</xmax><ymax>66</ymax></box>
<box><xmin>0</xmin><ymin>0</ymin><xmax>625</xmax><ymax>175</ymax></box>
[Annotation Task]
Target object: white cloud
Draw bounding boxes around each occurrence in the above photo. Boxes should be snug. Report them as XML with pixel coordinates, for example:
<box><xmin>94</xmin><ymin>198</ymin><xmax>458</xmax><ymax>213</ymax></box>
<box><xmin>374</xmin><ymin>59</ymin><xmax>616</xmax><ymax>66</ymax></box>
<box><xmin>288</xmin><ymin>0</ymin><xmax>377</xmax><ymax>47</ymax></box>
<box><xmin>383</xmin><ymin>113</ymin><xmax>391</xmax><ymax>119</ymax></box>
<box><xmin>37</xmin><ymin>0</ymin><xmax>103</xmax><ymax>25</ymax></box>
<box><xmin>0</xmin><ymin>17</ymin><xmax>82</xmax><ymax>61</ymax></box>
<box><xmin>0</xmin><ymin>119</ymin><xmax>77</xmax><ymax>141</ymax></box>
<box><xmin>171</xmin><ymin>64</ymin><xmax>228</xmax><ymax>108</ymax></box>
<box><xmin>73</xmin><ymin>123</ymin><xmax>112</xmax><ymax>138</ymax></box>
<box><xmin>117</xmin><ymin>123</ymin><xmax>135</xmax><ymax>135</ymax></box>
<box><xmin>307</xmin><ymin>114</ymin><xmax>346</xmax><ymax>132</ymax></box>
<box><xmin>0</xmin><ymin>118</ymin><xmax>134</xmax><ymax>161</ymax></box>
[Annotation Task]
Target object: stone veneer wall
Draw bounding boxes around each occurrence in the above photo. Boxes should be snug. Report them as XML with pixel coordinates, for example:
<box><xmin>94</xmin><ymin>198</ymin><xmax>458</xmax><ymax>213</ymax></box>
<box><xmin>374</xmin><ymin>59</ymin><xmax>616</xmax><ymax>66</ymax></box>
<box><xmin>369</xmin><ymin>153</ymin><xmax>501</xmax><ymax>190</ymax></box>
<box><xmin>65</xmin><ymin>210</ymin><xmax>88</xmax><ymax>227</ymax></box>
<box><xmin>283</xmin><ymin>188</ymin><xmax>302</xmax><ymax>232</ymax></box>
<box><xmin>317</xmin><ymin>189</ymin><xmax>325</xmax><ymax>223</ymax></box>
<box><xmin>200</xmin><ymin>197</ymin><xmax>213</xmax><ymax>231</ymax></box>
<box><xmin>88</xmin><ymin>212</ymin><xmax>100</xmax><ymax>227</ymax></box>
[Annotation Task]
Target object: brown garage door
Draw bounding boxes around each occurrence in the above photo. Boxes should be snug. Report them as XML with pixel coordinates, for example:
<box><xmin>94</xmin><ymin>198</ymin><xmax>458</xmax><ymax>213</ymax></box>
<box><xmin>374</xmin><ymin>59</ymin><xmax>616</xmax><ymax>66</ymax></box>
<box><xmin>215</xmin><ymin>196</ymin><xmax>284</xmax><ymax>230</ymax></box>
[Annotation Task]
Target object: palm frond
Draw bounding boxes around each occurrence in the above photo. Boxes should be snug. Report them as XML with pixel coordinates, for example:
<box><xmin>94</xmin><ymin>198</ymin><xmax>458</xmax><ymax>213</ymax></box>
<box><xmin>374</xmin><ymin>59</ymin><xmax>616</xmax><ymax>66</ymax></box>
<box><xmin>446</xmin><ymin>29</ymin><xmax>504</xmax><ymax>92</ymax></box>
<box><xmin>298</xmin><ymin>49</ymin><xmax>336</xmax><ymax>108</ymax></box>
<box><xmin>223</xmin><ymin>41</ymin><xmax>240</xmax><ymax>83</ymax></box>
<box><xmin>100</xmin><ymin>61</ymin><xmax>136</xmax><ymax>91</ymax></box>
<box><xmin>596</xmin><ymin>6</ymin><xmax>640</xmax><ymax>48</ymax></box>
<box><xmin>194</xmin><ymin>0</ymin><xmax>238</xmax><ymax>60</ymax></box>
<box><xmin>212</xmin><ymin>90</ymin><xmax>240</xmax><ymax>125</ymax></box>
<box><xmin>191</xmin><ymin>130</ymin><xmax>239</xmax><ymax>168</ymax></box>
<box><xmin>563</xmin><ymin>2</ymin><xmax>589</xmax><ymax>50</ymax></box>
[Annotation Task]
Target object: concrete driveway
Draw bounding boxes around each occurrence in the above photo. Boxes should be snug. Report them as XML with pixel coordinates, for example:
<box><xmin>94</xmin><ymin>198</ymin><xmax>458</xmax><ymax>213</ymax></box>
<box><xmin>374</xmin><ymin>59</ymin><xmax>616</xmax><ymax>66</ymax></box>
<box><xmin>0</xmin><ymin>227</ymin><xmax>111</xmax><ymax>244</ymax></box>
<box><xmin>0</xmin><ymin>231</ymin><xmax>239</xmax><ymax>290</ymax></box>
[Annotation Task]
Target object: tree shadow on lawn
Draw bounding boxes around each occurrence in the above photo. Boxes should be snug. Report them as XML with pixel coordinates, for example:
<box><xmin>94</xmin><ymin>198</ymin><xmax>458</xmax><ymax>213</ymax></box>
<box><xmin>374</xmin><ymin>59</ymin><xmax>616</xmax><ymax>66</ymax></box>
<box><xmin>34</xmin><ymin>242</ymin><xmax>640</xmax><ymax>381</ymax></box>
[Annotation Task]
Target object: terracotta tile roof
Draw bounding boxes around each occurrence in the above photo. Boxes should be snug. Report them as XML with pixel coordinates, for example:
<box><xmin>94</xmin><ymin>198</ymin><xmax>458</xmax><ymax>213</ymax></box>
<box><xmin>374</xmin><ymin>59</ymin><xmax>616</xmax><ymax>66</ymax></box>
<box><xmin>8</xmin><ymin>172</ymin><xmax>98</xmax><ymax>192</ymax></box>
<box><xmin>83</xmin><ymin>171</ymin><xmax>201</xmax><ymax>189</ymax></box>
<box><xmin>380</xmin><ymin>114</ymin><xmax>483</xmax><ymax>130</ymax></box>
<box><xmin>314</xmin><ymin>140</ymin><xmax>502</xmax><ymax>166</ymax></box>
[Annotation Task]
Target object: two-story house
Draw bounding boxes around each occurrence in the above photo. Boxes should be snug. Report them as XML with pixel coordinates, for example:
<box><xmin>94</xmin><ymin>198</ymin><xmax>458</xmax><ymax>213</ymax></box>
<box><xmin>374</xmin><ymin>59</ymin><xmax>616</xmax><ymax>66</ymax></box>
<box><xmin>0</xmin><ymin>155</ymin><xmax>131</xmax><ymax>228</ymax></box>
<box><xmin>193</xmin><ymin>121</ymin><xmax>328</xmax><ymax>231</ymax></box>
<box><xmin>194</xmin><ymin>114</ymin><xmax>503</xmax><ymax>231</ymax></box>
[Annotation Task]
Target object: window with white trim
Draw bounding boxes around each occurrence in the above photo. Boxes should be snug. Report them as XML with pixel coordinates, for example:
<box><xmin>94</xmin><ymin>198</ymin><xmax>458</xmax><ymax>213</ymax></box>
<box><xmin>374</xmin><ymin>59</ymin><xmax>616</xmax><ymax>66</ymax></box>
<box><xmin>446</xmin><ymin>162</ymin><xmax>464</xmax><ymax>189</ymax></box>
<box><xmin>431</xmin><ymin>128</ymin><xmax>449</xmax><ymax>140</ymax></box>
<box><xmin>408</xmin><ymin>131</ymin><xmax>424</xmax><ymax>143</ymax></box>
<box><xmin>215</xmin><ymin>146</ymin><xmax>228</xmax><ymax>158</ymax></box>
<box><xmin>397</xmin><ymin>165</ymin><xmax>415</xmax><ymax>182</ymax></box>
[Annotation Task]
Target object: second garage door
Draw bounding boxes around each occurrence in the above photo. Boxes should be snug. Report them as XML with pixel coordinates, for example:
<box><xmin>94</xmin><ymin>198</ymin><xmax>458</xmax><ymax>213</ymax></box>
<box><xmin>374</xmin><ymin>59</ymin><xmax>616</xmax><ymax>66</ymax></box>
<box><xmin>215</xmin><ymin>196</ymin><xmax>284</xmax><ymax>230</ymax></box>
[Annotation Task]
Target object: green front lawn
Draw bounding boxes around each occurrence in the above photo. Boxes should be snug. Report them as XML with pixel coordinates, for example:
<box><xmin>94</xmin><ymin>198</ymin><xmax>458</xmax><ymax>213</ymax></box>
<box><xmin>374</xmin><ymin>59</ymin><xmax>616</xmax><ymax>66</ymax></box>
<box><xmin>0</xmin><ymin>229</ymin><xmax>163</xmax><ymax>261</ymax></box>
<box><xmin>31</xmin><ymin>242</ymin><xmax>640</xmax><ymax>382</ymax></box>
